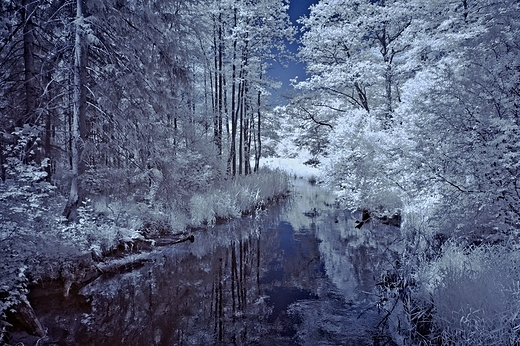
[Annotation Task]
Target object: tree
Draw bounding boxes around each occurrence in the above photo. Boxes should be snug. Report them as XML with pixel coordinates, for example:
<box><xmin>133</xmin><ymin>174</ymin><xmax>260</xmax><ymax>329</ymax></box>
<box><xmin>205</xmin><ymin>0</ymin><xmax>293</xmax><ymax>176</ymax></box>
<box><xmin>295</xmin><ymin>0</ymin><xmax>520</xmax><ymax>235</ymax></box>
<box><xmin>398</xmin><ymin>0</ymin><xmax>520</xmax><ymax>234</ymax></box>
<box><xmin>63</xmin><ymin>0</ymin><xmax>87</xmax><ymax>221</ymax></box>
<box><xmin>297</xmin><ymin>0</ymin><xmax>415</xmax><ymax>125</ymax></box>
<box><xmin>294</xmin><ymin>0</ymin><xmax>418</xmax><ymax>213</ymax></box>
<box><xmin>0</xmin><ymin>0</ymin><xmax>294</xmax><ymax>226</ymax></box>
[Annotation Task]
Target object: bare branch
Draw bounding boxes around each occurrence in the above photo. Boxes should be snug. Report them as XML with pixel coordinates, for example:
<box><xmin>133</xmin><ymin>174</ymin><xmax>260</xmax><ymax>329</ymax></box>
<box><xmin>299</xmin><ymin>105</ymin><xmax>333</xmax><ymax>129</ymax></box>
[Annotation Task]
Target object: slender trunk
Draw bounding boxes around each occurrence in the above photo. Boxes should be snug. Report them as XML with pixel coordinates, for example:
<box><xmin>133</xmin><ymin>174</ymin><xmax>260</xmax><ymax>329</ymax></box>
<box><xmin>234</xmin><ymin>72</ymin><xmax>244</xmax><ymax>175</ymax></box>
<box><xmin>379</xmin><ymin>26</ymin><xmax>393</xmax><ymax>125</ymax></box>
<box><xmin>44</xmin><ymin>80</ymin><xmax>52</xmax><ymax>181</ymax></box>
<box><xmin>227</xmin><ymin>7</ymin><xmax>238</xmax><ymax>176</ymax></box>
<box><xmin>243</xmin><ymin>82</ymin><xmax>250</xmax><ymax>175</ymax></box>
<box><xmin>22</xmin><ymin>0</ymin><xmax>37</xmax><ymax>127</ymax></box>
<box><xmin>217</xmin><ymin>14</ymin><xmax>223</xmax><ymax>155</ymax></box>
<box><xmin>244</xmin><ymin>115</ymin><xmax>250</xmax><ymax>175</ymax></box>
<box><xmin>227</xmin><ymin>80</ymin><xmax>237</xmax><ymax>175</ymax></box>
<box><xmin>213</xmin><ymin>18</ymin><xmax>219</xmax><ymax>149</ymax></box>
<box><xmin>64</xmin><ymin>0</ymin><xmax>87</xmax><ymax>221</ymax></box>
<box><xmin>21</xmin><ymin>0</ymin><xmax>40</xmax><ymax>165</ymax></box>
<box><xmin>238</xmin><ymin>48</ymin><xmax>248</xmax><ymax>175</ymax></box>
<box><xmin>205</xmin><ymin>58</ymin><xmax>212</xmax><ymax>135</ymax></box>
<box><xmin>254</xmin><ymin>87</ymin><xmax>261</xmax><ymax>173</ymax></box>
<box><xmin>239</xmin><ymin>83</ymin><xmax>243</xmax><ymax>175</ymax></box>
<box><xmin>227</xmin><ymin>65</ymin><xmax>238</xmax><ymax>176</ymax></box>
<box><xmin>223</xmin><ymin>69</ymin><xmax>229</xmax><ymax>139</ymax></box>
<box><xmin>385</xmin><ymin>63</ymin><xmax>392</xmax><ymax>120</ymax></box>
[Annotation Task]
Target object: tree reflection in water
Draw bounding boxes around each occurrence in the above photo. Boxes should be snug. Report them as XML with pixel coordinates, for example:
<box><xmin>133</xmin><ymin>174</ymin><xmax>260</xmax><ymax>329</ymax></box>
<box><xmin>30</xmin><ymin>180</ymin><xmax>399</xmax><ymax>345</ymax></box>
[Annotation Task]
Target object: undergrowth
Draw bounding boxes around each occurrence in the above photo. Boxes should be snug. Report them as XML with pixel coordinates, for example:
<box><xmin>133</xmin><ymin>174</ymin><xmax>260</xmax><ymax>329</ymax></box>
<box><xmin>376</xmin><ymin>224</ymin><xmax>520</xmax><ymax>345</ymax></box>
<box><xmin>0</xmin><ymin>165</ymin><xmax>289</xmax><ymax>335</ymax></box>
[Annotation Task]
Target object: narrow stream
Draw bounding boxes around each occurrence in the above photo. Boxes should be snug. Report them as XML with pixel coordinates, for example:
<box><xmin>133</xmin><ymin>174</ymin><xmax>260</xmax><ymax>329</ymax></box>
<box><xmin>26</xmin><ymin>179</ymin><xmax>400</xmax><ymax>345</ymax></box>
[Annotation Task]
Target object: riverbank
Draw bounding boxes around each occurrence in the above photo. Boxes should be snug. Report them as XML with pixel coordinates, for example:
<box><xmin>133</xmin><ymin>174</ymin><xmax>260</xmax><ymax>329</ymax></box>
<box><xmin>0</xmin><ymin>168</ymin><xmax>290</xmax><ymax>343</ymax></box>
<box><xmin>5</xmin><ymin>177</ymin><xmax>396</xmax><ymax>345</ymax></box>
<box><xmin>267</xmin><ymin>156</ymin><xmax>520</xmax><ymax>344</ymax></box>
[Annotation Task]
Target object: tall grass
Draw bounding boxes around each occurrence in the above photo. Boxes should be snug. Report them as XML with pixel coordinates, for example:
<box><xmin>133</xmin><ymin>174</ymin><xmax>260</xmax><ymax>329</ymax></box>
<box><xmin>422</xmin><ymin>243</ymin><xmax>520</xmax><ymax>345</ymax></box>
<box><xmin>189</xmin><ymin>168</ymin><xmax>289</xmax><ymax>227</ymax></box>
<box><xmin>378</xmin><ymin>217</ymin><xmax>520</xmax><ymax>345</ymax></box>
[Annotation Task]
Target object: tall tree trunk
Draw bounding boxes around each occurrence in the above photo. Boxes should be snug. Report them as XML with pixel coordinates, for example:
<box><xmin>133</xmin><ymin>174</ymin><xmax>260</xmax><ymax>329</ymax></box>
<box><xmin>212</xmin><ymin>12</ymin><xmax>223</xmax><ymax>155</ymax></box>
<box><xmin>213</xmin><ymin>19</ymin><xmax>219</xmax><ymax>150</ymax></box>
<box><xmin>227</xmin><ymin>58</ymin><xmax>238</xmax><ymax>176</ymax></box>
<box><xmin>217</xmin><ymin>14</ymin><xmax>223</xmax><ymax>155</ymax></box>
<box><xmin>243</xmin><ymin>82</ymin><xmax>251</xmax><ymax>175</ymax></box>
<box><xmin>22</xmin><ymin>0</ymin><xmax>37</xmax><ymax>127</ymax></box>
<box><xmin>44</xmin><ymin>74</ymin><xmax>53</xmax><ymax>182</ymax></box>
<box><xmin>21</xmin><ymin>0</ymin><xmax>41</xmax><ymax>165</ymax></box>
<box><xmin>227</xmin><ymin>7</ymin><xmax>238</xmax><ymax>176</ymax></box>
<box><xmin>223</xmin><ymin>68</ymin><xmax>229</xmax><ymax>138</ymax></box>
<box><xmin>254</xmin><ymin>87</ymin><xmax>261</xmax><ymax>173</ymax></box>
<box><xmin>239</xmin><ymin>81</ymin><xmax>243</xmax><ymax>175</ymax></box>
<box><xmin>384</xmin><ymin>62</ymin><xmax>393</xmax><ymax>121</ymax></box>
<box><xmin>64</xmin><ymin>0</ymin><xmax>87</xmax><ymax>221</ymax></box>
<box><xmin>238</xmin><ymin>45</ymin><xmax>248</xmax><ymax>175</ymax></box>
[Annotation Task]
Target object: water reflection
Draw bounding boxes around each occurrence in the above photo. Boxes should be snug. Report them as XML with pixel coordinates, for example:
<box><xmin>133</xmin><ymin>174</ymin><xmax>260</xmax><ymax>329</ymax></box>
<box><xmin>29</xmin><ymin>179</ymin><xmax>399</xmax><ymax>345</ymax></box>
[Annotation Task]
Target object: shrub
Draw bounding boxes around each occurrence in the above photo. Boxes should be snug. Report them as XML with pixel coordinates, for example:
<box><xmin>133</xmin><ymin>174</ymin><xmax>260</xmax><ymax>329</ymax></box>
<box><xmin>413</xmin><ymin>242</ymin><xmax>520</xmax><ymax>345</ymax></box>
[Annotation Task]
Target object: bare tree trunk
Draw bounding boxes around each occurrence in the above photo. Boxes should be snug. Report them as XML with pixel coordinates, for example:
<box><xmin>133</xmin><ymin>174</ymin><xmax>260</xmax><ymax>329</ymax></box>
<box><xmin>226</xmin><ymin>8</ymin><xmax>238</xmax><ymax>176</ymax></box>
<box><xmin>227</xmin><ymin>60</ymin><xmax>238</xmax><ymax>176</ymax></box>
<box><xmin>239</xmin><ymin>82</ymin><xmax>243</xmax><ymax>175</ymax></box>
<box><xmin>254</xmin><ymin>87</ymin><xmax>261</xmax><ymax>173</ymax></box>
<box><xmin>64</xmin><ymin>0</ymin><xmax>87</xmax><ymax>221</ymax></box>
<box><xmin>243</xmin><ymin>82</ymin><xmax>251</xmax><ymax>175</ymax></box>
<box><xmin>22</xmin><ymin>0</ymin><xmax>37</xmax><ymax>128</ymax></box>
<box><xmin>384</xmin><ymin>63</ymin><xmax>393</xmax><ymax>120</ymax></box>
<box><xmin>217</xmin><ymin>13</ymin><xmax>223</xmax><ymax>155</ymax></box>
<box><xmin>223</xmin><ymin>67</ymin><xmax>229</xmax><ymax>138</ymax></box>
<box><xmin>44</xmin><ymin>75</ymin><xmax>53</xmax><ymax>182</ymax></box>
<box><xmin>21</xmin><ymin>0</ymin><xmax>41</xmax><ymax>165</ymax></box>
<box><xmin>213</xmin><ymin>19</ymin><xmax>219</xmax><ymax>150</ymax></box>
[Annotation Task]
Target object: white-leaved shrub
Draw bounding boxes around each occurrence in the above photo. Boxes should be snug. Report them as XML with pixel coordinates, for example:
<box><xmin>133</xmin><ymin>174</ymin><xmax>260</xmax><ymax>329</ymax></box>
<box><xmin>327</xmin><ymin>110</ymin><xmax>405</xmax><ymax>216</ymax></box>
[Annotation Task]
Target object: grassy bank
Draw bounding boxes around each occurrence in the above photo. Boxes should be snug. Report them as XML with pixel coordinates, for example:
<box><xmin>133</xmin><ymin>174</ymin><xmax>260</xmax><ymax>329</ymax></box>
<box><xmin>267</xmin><ymin>156</ymin><xmax>520</xmax><ymax>344</ymax></box>
<box><xmin>0</xmin><ymin>168</ymin><xmax>289</xmax><ymax>340</ymax></box>
<box><xmin>373</xmin><ymin>199</ymin><xmax>520</xmax><ymax>345</ymax></box>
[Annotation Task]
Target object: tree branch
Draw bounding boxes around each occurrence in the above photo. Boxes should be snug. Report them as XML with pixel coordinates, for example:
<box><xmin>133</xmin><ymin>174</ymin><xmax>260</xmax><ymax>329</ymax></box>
<box><xmin>313</xmin><ymin>103</ymin><xmax>347</xmax><ymax>113</ymax></box>
<box><xmin>299</xmin><ymin>106</ymin><xmax>333</xmax><ymax>129</ymax></box>
<box><xmin>321</xmin><ymin>87</ymin><xmax>365</xmax><ymax>110</ymax></box>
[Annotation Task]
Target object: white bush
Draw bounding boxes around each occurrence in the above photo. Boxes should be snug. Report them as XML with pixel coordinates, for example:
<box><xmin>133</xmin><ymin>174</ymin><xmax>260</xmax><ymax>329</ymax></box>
<box><xmin>419</xmin><ymin>243</ymin><xmax>520</xmax><ymax>345</ymax></box>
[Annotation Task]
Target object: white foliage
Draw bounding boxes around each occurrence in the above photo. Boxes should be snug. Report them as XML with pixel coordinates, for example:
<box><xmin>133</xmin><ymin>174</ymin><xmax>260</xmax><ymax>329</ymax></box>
<box><xmin>417</xmin><ymin>243</ymin><xmax>520</xmax><ymax>345</ymax></box>
<box><xmin>326</xmin><ymin>109</ymin><xmax>404</xmax><ymax>214</ymax></box>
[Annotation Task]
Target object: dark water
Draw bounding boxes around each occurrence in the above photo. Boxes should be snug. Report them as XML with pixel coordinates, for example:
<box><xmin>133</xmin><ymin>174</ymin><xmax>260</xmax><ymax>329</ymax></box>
<box><xmin>25</xmin><ymin>179</ymin><xmax>400</xmax><ymax>345</ymax></box>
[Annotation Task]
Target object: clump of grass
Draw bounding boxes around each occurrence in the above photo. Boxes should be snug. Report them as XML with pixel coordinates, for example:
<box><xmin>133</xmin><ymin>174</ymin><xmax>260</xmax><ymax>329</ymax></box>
<box><xmin>377</xmin><ymin>240</ymin><xmax>520</xmax><ymax>345</ymax></box>
<box><xmin>188</xmin><ymin>168</ymin><xmax>289</xmax><ymax>227</ymax></box>
<box><xmin>424</xmin><ymin>243</ymin><xmax>520</xmax><ymax>345</ymax></box>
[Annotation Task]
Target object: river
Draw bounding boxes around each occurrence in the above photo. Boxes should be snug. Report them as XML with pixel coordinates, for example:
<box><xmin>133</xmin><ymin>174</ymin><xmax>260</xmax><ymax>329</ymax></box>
<box><xmin>23</xmin><ymin>179</ymin><xmax>400</xmax><ymax>345</ymax></box>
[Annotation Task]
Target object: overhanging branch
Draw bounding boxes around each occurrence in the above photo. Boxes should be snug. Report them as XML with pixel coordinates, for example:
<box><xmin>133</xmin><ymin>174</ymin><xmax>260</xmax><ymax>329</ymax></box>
<box><xmin>299</xmin><ymin>106</ymin><xmax>333</xmax><ymax>129</ymax></box>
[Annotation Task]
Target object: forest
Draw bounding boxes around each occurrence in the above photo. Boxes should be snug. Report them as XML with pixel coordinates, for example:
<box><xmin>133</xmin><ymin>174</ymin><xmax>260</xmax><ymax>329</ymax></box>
<box><xmin>1</xmin><ymin>0</ymin><xmax>520</xmax><ymax>344</ymax></box>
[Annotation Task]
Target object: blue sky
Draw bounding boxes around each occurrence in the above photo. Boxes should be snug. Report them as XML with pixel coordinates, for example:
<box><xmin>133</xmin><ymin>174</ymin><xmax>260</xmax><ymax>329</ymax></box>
<box><xmin>268</xmin><ymin>0</ymin><xmax>319</xmax><ymax>106</ymax></box>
